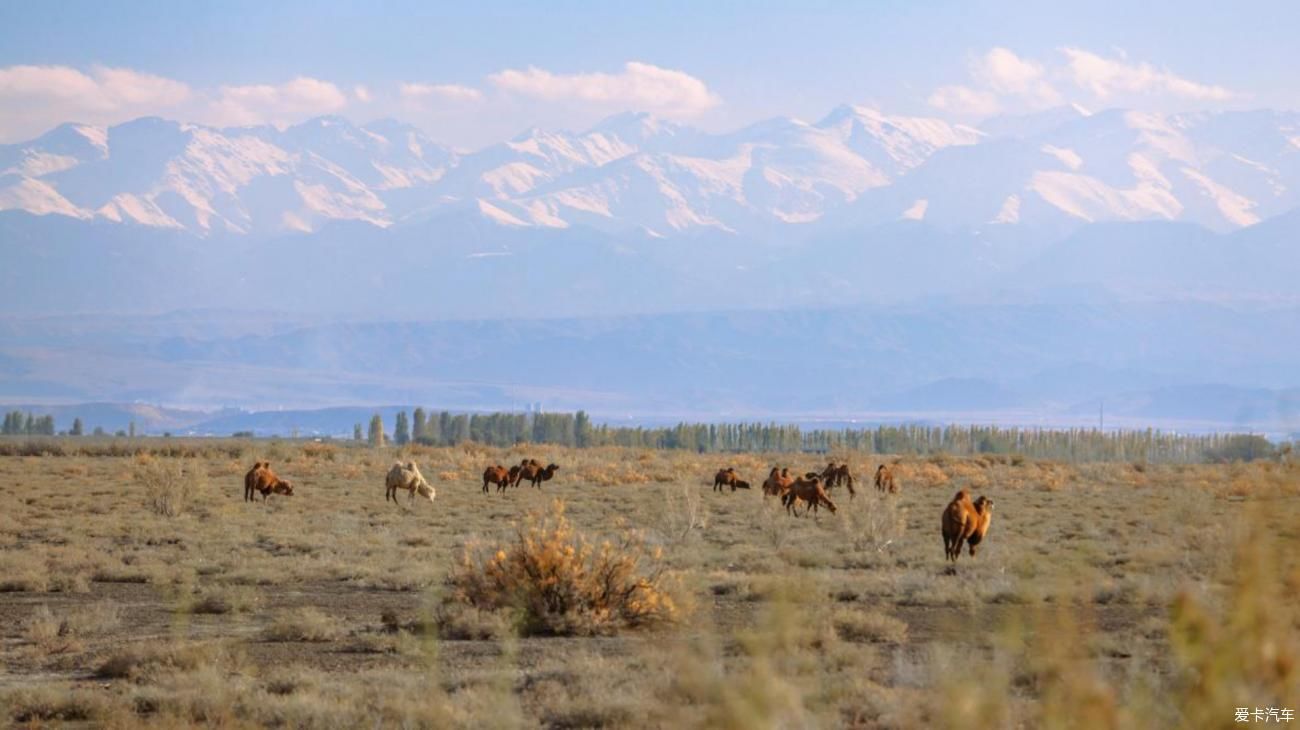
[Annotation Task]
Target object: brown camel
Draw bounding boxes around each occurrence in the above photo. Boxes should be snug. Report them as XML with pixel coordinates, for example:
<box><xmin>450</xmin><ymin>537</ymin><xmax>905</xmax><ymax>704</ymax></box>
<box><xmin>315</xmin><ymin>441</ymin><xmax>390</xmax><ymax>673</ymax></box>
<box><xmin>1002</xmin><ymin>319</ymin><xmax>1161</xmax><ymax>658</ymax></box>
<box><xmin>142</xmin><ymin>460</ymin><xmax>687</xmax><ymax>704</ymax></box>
<box><xmin>713</xmin><ymin>467</ymin><xmax>742</xmax><ymax>492</ymax></box>
<box><xmin>245</xmin><ymin>461</ymin><xmax>293</xmax><ymax>502</ymax></box>
<box><xmin>482</xmin><ymin>465</ymin><xmax>511</xmax><ymax>493</ymax></box>
<box><xmin>518</xmin><ymin>460</ymin><xmax>560</xmax><ymax>488</ymax></box>
<box><xmin>762</xmin><ymin>467</ymin><xmax>794</xmax><ymax>498</ymax></box>
<box><xmin>966</xmin><ymin>496</ymin><xmax>995</xmax><ymax>557</ymax></box>
<box><xmin>941</xmin><ymin>489</ymin><xmax>979</xmax><ymax>561</ymax></box>
<box><xmin>820</xmin><ymin>462</ymin><xmax>856</xmax><ymax>498</ymax></box>
<box><xmin>783</xmin><ymin>475</ymin><xmax>837</xmax><ymax>516</ymax></box>
<box><xmin>875</xmin><ymin>464</ymin><xmax>897</xmax><ymax>494</ymax></box>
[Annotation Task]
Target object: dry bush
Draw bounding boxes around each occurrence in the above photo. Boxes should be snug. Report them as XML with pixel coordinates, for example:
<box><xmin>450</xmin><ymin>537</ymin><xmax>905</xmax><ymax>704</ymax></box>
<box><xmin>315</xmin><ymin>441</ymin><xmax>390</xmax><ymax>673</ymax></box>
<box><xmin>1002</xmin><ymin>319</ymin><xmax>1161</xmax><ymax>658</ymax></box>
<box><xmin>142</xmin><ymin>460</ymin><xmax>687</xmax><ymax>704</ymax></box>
<box><xmin>893</xmin><ymin>461</ymin><xmax>949</xmax><ymax>489</ymax></box>
<box><xmin>837</xmin><ymin>493</ymin><xmax>907</xmax><ymax>555</ymax></box>
<box><xmin>95</xmin><ymin>641</ymin><xmax>241</xmax><ymax>683</ymax></box>
<box><xmin>135</xmin><ymin>457</ymin><xmax>205</xmax><ymax>517</ymax></box>
<box><xmin>262</xmin><ymin>608</ymin><xmax>343</xmax><ymax>642</ymax></box>
<box><xmin>300</xmin><ymin>442</ymin><xmax>338</xmax><ymax>461</ymax></box>
<box><xmin>654</xmin><ymin>481</ymin><xmax>710</xmax><ymax>544</ymax></box>
<box><xmin>4</xmin><ymin>686</ymin><xmax>112</xmax><ymax>724</ymax></box>
<box><xmin>185</xmin><ymin>585</ymin><xmax>260</xmax><ymax>615</ymax></box>
<box><xmin>832</xmin><ymin>607</ymin><xmax>909</xmax><ymax>644</ymax></box>
<box><xmin>24</xmin><ymin>605</ymin><xmax>82</xmax><ymax>655</ymax></box>
<box><xmin>447</xmin><ymin>499</ymin><xmax>683</xmax><ymax>636</ymax></box>
<box><xmin>1166</xmin><ymin>526</ymin><xmax>1300</xmax><ymax>728</ymax></box>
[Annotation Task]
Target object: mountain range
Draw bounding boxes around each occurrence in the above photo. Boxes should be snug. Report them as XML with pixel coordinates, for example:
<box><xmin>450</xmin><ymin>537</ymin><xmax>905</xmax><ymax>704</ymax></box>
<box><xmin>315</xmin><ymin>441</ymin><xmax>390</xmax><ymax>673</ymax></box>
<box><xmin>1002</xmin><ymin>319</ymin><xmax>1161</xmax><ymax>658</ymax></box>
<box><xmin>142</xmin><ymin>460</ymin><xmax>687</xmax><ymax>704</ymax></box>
<box><xmin>1</xmin><ymin>103</ymin><xmax>1298</xmax><ymax>433</ymax></box>
<box><xmin>4</xmin><ymin>104</ymin><xmax>1299</xmax><ymax>238</ymax></box>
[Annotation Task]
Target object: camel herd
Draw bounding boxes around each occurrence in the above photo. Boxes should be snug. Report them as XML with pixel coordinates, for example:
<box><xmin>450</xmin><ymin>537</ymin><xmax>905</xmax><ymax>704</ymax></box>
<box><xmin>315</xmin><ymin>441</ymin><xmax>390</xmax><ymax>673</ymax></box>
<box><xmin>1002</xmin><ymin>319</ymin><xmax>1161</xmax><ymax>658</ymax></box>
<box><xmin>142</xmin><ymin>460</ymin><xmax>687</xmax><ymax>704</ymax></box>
<box><xmin>482</xmin><ymin>459</ymin><xmax>560</xmax><ymax>492</ymax></box>
<box><xmin>723</xmin><ymin>461</ymin><xmax>995</xmax><ymax>560</ymax></box>
<box><xmin>241</xmin><ymin>456</ymin><xmax>994</xmax><ymax>562</ymax></box>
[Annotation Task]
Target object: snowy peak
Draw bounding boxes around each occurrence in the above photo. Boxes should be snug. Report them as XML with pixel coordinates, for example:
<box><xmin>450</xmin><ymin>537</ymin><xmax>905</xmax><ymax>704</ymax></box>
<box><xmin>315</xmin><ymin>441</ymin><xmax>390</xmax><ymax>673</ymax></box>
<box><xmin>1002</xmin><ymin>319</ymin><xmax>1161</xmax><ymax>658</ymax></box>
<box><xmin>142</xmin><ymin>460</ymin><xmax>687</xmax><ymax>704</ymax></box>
<box><xmin>815</xmin><ymin>104</ymin><xmax>982</xmax><ymax>175</ymax></box>
<box><xmin>2</xmin><ymin>105</ymin><xmax>1300</xmax><ymax>236</ymax></box>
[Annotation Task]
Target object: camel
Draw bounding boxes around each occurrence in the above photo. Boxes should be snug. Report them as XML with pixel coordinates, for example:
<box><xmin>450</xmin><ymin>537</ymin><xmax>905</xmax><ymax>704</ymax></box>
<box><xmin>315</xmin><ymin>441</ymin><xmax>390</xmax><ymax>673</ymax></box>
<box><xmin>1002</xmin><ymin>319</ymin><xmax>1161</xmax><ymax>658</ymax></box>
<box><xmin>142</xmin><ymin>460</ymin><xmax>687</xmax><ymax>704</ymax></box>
<box><xmin>819</xmin><ymin>462</ymin><xmax>856</xmax><ymax>495</ymax></box>
<box><xmin>386</xmin><ymin>461</ymin><xmax>435</xmax><ymax>506</ymax></box>
<box><xmin>517</xmin><ymin>459</ymin><xmax>560</xmax><ymax>488</ymax></box>
<box><xmin>874</xmin><ymin>464</ymin><xmax>897</xmax><ymax>494</ymax></box>
<box><xmin>782</xmin><ymin>475</ymin><xmax>837</xmax><ymax>516</ymax></box>
<box><xmin>713</xmin><ymin>467</ymin><xmax>745</xmax><ymax>492</ymax></box>
<box><xmin>482</xmin><ymin>465</ymin><xmax>512</xmax><ymax>493</ymax></box>
<box><xmin>244</xmin><ymin>462</ymin><xmax>293</xmax><ymax>502</ymax></box>
<box><xmin>966</xmin><ymin>497</ymin><xmax>995</xmax><ymax>557</ymax></box>
<box><xmin>761</xmin><ymin>467</ymin><xmax>794</xmax><ymax>498</ymax></box>
<box><xmin>941</xmin><ymin>489</ymin><xmax>979</xmax><ymax>561</ymax></box>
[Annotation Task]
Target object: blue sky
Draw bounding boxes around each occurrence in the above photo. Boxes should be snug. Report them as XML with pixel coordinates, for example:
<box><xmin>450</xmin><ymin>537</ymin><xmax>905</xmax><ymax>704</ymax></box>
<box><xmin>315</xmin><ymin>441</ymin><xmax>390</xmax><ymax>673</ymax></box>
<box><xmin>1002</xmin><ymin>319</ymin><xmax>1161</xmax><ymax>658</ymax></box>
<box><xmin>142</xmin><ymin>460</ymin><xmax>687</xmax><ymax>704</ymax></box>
<box><xmin>1</xmin><ymin>0</ymin><xmax>1296</xmax><ymax>146</ymax></box>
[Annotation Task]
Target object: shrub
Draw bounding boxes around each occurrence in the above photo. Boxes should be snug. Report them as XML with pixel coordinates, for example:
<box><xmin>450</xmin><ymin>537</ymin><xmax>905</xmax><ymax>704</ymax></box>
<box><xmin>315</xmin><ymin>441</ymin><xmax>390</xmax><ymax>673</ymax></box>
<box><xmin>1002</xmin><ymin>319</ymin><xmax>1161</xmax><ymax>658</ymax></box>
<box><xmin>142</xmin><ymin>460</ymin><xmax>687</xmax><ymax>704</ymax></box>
<box><xmin>447</xmin><ymin>499</ymin><xmax>682</xmax><ymax>636</ymax></box>
<box><xmin>185</xmin><ymin>586</ymin><xmax>259</xmax><ymax>615</ymax></box>
<box><xmin>833</xmin><ymin>607</ymin><xmax>909</xmax><ymax>644</ymax></box>
<box><xmin>135</xmin><ymin>458</ymin><xmax>204</xmax><ymax>517</ymax></box>
<box><xmin>261</xmin><ymin>608</ymin><xmax>343</xmax><ymax>642</ymax></box>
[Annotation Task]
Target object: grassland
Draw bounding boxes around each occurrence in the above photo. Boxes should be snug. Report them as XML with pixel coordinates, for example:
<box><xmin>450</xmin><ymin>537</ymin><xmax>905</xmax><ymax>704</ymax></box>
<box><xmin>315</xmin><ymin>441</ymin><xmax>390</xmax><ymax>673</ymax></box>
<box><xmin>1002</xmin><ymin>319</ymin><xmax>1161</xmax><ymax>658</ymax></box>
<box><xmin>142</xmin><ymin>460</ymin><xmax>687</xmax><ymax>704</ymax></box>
<box><xmin>1</xmin><ymin>440</ymin><xmax>1297</xmax><ymax>728</ymax></box>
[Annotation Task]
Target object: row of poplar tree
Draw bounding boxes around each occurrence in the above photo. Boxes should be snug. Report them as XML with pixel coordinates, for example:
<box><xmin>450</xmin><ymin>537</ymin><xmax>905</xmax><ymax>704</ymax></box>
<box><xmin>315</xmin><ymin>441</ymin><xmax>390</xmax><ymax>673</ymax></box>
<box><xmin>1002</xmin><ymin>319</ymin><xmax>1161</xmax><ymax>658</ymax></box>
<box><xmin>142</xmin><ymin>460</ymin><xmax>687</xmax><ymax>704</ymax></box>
<box><xmin>1</xmin><ymin>411</ymin><xmax>131</xmax><ymax>437</ymax></box>
<box><xmin>354</xmin><ymin>410</ymin><xmax>594</xmax><ymax>448</ymax></box>
<box><xmin>349</xmin><ymin>409</ymin><xmax>1288</xmax><ymax>464</ymax></box>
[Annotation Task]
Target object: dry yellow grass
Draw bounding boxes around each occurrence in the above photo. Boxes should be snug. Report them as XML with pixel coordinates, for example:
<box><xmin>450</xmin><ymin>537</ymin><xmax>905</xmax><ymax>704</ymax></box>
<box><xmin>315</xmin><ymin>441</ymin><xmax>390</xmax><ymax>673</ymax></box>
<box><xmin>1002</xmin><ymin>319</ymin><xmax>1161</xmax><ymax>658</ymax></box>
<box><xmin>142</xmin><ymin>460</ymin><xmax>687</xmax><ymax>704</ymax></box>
<box><xmin>0</xmin><ymin>440</ymin><xmax>1296</xmax><ymax>727</ymax></box>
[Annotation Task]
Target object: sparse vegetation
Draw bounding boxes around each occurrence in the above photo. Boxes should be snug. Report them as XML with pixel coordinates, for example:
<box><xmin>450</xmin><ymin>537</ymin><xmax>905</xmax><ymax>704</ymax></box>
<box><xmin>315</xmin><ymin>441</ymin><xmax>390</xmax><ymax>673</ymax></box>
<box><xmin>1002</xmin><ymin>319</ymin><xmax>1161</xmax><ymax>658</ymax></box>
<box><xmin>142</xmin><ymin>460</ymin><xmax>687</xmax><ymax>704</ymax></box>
<box><xmin>448</xmin><ymin>499</ymin><xmax>682</xmax><ymax>636</ymax></box>
<box><xmin>134</xmin><ymin>457</ymin><xmax>203</xmax><ymax>517</ymax></box>
<box><xmin>0</xmin><ymin>439</ymin><xmax>1295</xmax><ymax>727</ymax></box>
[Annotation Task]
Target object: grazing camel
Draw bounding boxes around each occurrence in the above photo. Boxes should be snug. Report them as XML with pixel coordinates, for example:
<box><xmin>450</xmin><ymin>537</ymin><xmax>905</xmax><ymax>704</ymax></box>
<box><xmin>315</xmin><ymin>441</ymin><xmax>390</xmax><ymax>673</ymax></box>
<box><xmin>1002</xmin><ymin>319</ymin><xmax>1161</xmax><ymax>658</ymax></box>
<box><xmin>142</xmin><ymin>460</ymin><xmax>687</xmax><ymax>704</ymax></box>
<box><xmin>244</xmin><ymin>462</ymin><xmax>293</xmax><ymax>502</ymax></box>
<box><xmin>874</xmin><ymin>464</ymin><xmax>897</xmax><ymax>494</ymax></box>
<box><xmin>244</xmin><ymin>461</ymin><xmax>267</xmax><ymax>502</ymax></box>
<box><xmin>820</xmin><ymin>462</ymin><xmax>856</xmax><ymax>497</ymax></box>
<box><xmin>762</xmin><ymin>467</ymin><xmax>794</xmax><ymax>498</ymax></box>
<box><xmin>966</xmin><ymin>496</ymin><xmax>995</xmax><ymax>557</ymax></box>
<box><xmin>941</xmin><ymin>489</ymin><xmax>979</xmax><ymax>561</ymax></box>
<box><xmin>713</xmin><ymin>467</ymin><xmax>745</xmax><ymax>492</ymax></box>
<box><xmin>782</xmin><ymin>475</ymin><xmax>837</xmax><ymax>516</ymax></box>
<box><xmin>386</xmin><ymin>461</ymin><xmax>435</xmax><ymax>506</ymax></box>
<box><xmin>517</xmin><ymin>460</ymin><xmax>560</xmax><ymax>488</ymax></box>
<box><xmin>482</xmin><ymin>465</ymin><xmax>512</xmax><ymax>493</ymax></box>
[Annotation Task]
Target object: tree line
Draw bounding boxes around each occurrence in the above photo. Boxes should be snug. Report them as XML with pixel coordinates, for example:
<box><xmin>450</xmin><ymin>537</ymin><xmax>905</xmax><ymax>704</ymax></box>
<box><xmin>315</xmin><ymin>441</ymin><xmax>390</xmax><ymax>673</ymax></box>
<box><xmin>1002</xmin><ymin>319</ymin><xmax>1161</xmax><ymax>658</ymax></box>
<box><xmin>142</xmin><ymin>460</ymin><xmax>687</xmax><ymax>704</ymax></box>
<box><xmin>355</xmin><ymin>409</ymin><xmax>1290</xmax><ymax>464</ymax></box>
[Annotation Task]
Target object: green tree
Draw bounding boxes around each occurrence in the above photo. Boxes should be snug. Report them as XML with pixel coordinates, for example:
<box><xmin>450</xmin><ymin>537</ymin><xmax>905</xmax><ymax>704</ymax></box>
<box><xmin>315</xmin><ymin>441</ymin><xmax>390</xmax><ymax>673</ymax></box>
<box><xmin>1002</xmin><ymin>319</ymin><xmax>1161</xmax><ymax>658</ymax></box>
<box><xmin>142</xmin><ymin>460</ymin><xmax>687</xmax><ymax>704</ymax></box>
<box><xmin>413</xmin><ymin>408</ymin><xmax>427</xmax><ymax>441</ymax></box>
<box><xmin>353</xmin><ymin>423</ymin><xmax>363</xmax><ymax>441</ymax></box>
<box><xmin>368</xmin><ymin>414</ymin><xmax>385</xmax><ymax>447</ymax></box>
<box><xmin>92</xmin><ymin>426</ymin><xmax>105</xmax><ymax>436</ymax></box>
<box><xmin>394</xmin><ymin>411</ymin><xmax>410</xmax><ymax>445</ymax></box>
<box><xmin>128</xmin><ymin>421</ymin><xmax>136</xmax><ymax>438</ymax></box>
<box><xmin>70</xmin><ymin>417</ymin><xmax>84</xmax><ymax>436</ymax></box>
<box><xmin>575</xmin><ymin>410</ymin><xmax>592</xmax><ymax>448</ymax></box>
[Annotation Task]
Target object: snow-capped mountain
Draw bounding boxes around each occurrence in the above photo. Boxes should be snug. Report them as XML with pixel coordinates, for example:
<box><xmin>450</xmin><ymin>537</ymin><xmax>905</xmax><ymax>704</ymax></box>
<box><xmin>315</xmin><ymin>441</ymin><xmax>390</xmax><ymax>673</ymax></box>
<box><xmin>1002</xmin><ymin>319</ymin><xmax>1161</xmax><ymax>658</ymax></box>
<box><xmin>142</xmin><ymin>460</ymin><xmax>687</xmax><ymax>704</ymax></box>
<box><xmin>1</xmin><ymin>105</ymin><xmax>1298</xmax><ymax>237</ymax></box>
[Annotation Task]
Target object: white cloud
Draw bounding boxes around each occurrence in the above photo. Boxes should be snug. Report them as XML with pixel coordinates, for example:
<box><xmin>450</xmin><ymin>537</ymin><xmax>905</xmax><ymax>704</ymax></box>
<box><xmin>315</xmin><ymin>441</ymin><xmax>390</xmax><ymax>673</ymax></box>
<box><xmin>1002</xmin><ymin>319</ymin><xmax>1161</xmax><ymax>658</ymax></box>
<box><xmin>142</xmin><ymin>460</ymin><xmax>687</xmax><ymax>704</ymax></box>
<box><xmin>398</xmin><ymin>82</ymin><xmax>483</xmax><ymax>102</ymax></box>
<box><xmin>1060</xmin><ymin>48</ymin><xmax>1235</xmax><ymax>101</ymax></box>
<box><xmin>927</xmin><ymin>85</ymin><xmax>1001</xmax><ymax>117</ymax></box>
<box><xmin>208</xmin><ymin>77</ymin><xmax>349</xmax><ymax>127</ymax></box>
<box><xmin>353</xmin><ymin>85</ymin><xmax>372</xmax><ymax>103</ymax></box>
<box><xmin>927</xmin><ymin>46</ymin><xmax>1237</xmax><ymax>120</ymax></box>
<box><xmin>0</xmin><ymin>64</ymin><xmax>190</xmax><ymax>140</ymax></box>
<box><xmin>972</xmin><ymin>47</ymin><xmax>1062</xmax><ymax>106</ymax></box>
<box><xmin>488</xmin><ymin>61</ymin><xmax>719</xmax><ymax>117</ymax></box>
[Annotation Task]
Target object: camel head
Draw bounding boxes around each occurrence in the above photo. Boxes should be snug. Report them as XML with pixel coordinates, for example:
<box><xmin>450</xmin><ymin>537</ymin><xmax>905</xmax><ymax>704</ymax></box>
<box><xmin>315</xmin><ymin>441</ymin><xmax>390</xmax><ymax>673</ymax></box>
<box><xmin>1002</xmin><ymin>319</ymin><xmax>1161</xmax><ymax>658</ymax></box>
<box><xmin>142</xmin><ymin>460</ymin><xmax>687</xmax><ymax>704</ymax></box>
<box><xmin>274</xmin><ymin>480</ymin><xmax>294</xmax><ymax>496</ymax></box>
<box><xmin>973</xmin><ymin>496</ymin><xmax>993</xmax><ymax>514</ymax></box>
